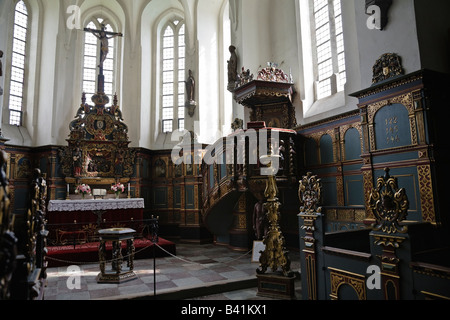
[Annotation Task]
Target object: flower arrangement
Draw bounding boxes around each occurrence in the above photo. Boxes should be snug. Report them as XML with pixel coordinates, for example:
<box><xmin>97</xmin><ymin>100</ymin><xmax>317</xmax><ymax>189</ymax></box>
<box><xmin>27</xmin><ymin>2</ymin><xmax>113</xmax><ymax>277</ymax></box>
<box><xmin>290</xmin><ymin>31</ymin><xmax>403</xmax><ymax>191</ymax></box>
<box><xmin>75</xmin><ymin>184</ymin><xmax>91</xmax><ymax>198</ymax></box>
<box><xmin>111</xmin><ymin>183</ymin><xmax>125</xmax><ymax>197</ymax></box>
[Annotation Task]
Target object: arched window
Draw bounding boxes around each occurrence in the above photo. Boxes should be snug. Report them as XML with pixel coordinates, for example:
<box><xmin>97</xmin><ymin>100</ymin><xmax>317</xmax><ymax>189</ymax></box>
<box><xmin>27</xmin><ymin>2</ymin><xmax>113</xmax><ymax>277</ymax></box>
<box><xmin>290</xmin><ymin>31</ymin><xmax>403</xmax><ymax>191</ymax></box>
<box><xmin>82</xmin><ymin>18</ymin><xmax>118</xmax><ymax>107</ymax></box>
<box><xmin>312</xmin><ymin>0</ymin><xmax>346</xmax><ymax>100</ymax></box>
<box><xmin>161</xmin><ymin>20</ymin><xmax>185</xmax><ymax>133</ymax></box>
<box><xmin>8</xmin><ymin>0</ymin><xmax>29</xmax><ymax>126</ymax></box>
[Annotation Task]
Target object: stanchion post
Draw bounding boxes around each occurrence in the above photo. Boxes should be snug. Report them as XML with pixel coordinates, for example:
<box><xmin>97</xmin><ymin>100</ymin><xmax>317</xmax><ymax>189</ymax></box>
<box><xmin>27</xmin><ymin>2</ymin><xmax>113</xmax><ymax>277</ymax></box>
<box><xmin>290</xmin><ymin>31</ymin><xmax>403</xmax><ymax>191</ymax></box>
<box><xmin>150</xmin><ymin>215</ymin><xmax>159</xmax><ymax>299</ymax></box>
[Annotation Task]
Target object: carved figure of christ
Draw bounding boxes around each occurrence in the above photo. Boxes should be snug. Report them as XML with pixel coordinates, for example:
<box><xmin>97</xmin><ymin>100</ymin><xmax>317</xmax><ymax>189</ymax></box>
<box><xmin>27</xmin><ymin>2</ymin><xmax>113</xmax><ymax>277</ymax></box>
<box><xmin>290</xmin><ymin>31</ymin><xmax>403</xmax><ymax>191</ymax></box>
<box><xmin>84</xmin><ymin>24</ymin><xmax>123</xmax><ymax>72</ymax></box>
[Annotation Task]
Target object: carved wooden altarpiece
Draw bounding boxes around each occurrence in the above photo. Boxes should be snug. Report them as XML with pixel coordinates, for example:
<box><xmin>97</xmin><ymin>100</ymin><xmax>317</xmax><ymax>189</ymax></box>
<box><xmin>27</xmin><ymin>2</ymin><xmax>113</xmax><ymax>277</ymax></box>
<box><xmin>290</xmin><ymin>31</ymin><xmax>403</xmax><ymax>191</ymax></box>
<box><xmin>59</xmin><ymin>90</ymin><xmax>135</xmax><ymax>188</ymax></box>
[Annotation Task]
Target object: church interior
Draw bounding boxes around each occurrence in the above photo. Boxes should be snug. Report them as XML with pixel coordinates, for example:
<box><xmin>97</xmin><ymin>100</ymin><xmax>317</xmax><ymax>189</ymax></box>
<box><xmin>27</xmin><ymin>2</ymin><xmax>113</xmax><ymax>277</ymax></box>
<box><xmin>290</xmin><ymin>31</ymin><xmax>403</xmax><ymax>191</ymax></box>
<box><xmin>1</xmin><ymin>0</ymin><xmax>450</xmax><ymax>302</ymax></box>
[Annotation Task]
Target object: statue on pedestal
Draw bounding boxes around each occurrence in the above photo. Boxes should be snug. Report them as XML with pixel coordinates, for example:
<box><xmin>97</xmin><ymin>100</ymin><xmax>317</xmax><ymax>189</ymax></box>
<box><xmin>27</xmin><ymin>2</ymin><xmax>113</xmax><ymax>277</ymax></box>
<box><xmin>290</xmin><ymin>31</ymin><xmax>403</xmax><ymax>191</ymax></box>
<box><xmin>185</xmin><ymin>70</ymin><xmax>197</xmax><ymax>117</ymax></box>
<box><xmin>227</xmin><ymin>45</ymin><xmax>238</xmax><ymax>91</ymax></box>
<box><xmin>0</xmin><ymin>50</ymin><xmax>3</xmax><ymax>96</ymax></box>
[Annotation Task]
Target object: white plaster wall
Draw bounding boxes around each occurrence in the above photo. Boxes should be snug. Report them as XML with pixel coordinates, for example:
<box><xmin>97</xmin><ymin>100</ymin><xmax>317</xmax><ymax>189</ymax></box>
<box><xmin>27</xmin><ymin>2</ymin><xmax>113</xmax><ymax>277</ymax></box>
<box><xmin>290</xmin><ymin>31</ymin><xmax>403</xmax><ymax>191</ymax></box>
<box><xmin>197</xmin><ymin>0</ymin><xmax>222</xmax><ymax>145</ymax></box>
<box><xmin>33</xmin><ymin>0</ymin><xmax>59</xmax><ymax>146</ymax></box>
<box><xmin>354</xmin><ymin>0</ymin><xmax>421</xmax><ymax>89</ymax></box>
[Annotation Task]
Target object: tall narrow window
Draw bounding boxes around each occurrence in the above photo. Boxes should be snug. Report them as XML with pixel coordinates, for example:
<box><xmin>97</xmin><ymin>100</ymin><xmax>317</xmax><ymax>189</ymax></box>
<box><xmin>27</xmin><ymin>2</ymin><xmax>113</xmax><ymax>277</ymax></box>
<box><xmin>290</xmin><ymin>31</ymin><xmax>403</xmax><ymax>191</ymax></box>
<box><xmin>312</xmin><ymin>0</ymin><xmax>346</xmax><ymax>100</ymax></box>
<box><xmin>9</xmin><ymin>1</ymin><xmax>28</xmax><ymax>126</ymax></box>
<box><xmin>161</xmin><ymin>20</ymin><xmax>185</xmax><ymax>133</ymax></box>
<box><xmin>82</xmin><ymin>19</ymin><xmax>117</xmax><ymax>107</ymax></box>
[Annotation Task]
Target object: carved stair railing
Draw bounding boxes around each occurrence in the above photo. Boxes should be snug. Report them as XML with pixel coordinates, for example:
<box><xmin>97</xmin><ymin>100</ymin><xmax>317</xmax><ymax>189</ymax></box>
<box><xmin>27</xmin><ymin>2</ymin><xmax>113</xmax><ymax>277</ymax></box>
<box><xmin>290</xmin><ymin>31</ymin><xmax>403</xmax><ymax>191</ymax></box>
<box><xmin>201</xmin><ymin>127</ymin><xmax>298</xmax><ymax>246</ymax></box>
<box><xmin>202</xmin><ymin>127</ymin><xmax>297</xmax><ymax>225</ymax></box>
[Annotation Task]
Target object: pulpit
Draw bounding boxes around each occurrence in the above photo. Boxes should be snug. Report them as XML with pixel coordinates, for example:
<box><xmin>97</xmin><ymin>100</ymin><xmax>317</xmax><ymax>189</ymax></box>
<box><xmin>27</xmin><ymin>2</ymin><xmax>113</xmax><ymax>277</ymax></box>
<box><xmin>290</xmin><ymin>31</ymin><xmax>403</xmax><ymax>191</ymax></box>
<box><xmin>234</xmin><ymin>63</ymin><xmax>297</xmax><ymax>129</ymax></box>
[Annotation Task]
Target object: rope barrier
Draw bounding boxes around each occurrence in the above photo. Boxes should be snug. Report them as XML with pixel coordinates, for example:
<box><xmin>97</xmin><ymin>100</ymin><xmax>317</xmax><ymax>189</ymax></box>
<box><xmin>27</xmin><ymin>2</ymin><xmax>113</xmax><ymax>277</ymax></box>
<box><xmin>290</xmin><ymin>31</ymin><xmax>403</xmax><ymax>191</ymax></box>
<box><xmin>155</xmin><ymin>243</ymin><xmax>253</xmax><ymax>265</ymax></box>
<box><xmin>45</xmin><ymin>242</ymin><xmax>253</xmax><ymax>268</ymax></box>
<box><xmin>45</xmin><ymin>241</ymin><xmax>155</xmax><ymax>266</ymax></box>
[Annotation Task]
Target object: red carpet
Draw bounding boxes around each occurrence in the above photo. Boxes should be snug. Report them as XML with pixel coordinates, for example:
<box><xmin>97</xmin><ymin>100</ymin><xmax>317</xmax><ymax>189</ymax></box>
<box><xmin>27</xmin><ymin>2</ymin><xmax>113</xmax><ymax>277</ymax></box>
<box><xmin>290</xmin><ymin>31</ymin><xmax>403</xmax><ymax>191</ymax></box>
<box><xmin>46</xmin><ymin>237</ymin><xmax>176</xmax><ymax>268</ymax></box>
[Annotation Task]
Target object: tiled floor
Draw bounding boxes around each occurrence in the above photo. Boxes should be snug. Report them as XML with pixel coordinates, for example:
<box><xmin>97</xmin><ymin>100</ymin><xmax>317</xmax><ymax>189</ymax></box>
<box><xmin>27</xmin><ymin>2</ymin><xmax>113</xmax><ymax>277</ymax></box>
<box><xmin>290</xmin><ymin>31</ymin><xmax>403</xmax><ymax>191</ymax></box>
<box><xmin>43</xmin><ymin>243</ymin><xmax>301</xmax><ymax>300</ymax></box>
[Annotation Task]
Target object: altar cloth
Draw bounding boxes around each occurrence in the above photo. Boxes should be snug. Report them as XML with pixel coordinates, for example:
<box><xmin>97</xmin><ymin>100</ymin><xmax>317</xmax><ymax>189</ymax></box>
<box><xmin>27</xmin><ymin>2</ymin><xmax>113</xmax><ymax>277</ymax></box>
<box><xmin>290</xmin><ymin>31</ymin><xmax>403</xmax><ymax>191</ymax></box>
<box><xmin>48</xmin><ymin>198</ymin><xmax>145</xmax><ymax>212</ymax></box>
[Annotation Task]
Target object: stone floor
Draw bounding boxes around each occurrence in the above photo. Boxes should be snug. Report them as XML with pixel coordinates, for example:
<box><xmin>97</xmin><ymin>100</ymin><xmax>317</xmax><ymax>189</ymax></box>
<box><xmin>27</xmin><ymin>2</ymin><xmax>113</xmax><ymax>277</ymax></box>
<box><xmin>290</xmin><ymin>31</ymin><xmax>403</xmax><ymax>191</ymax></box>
<box><xmin>43</xmin><ymin>242</ymin><xmax>302</xmax><ymax>301</ymax></box>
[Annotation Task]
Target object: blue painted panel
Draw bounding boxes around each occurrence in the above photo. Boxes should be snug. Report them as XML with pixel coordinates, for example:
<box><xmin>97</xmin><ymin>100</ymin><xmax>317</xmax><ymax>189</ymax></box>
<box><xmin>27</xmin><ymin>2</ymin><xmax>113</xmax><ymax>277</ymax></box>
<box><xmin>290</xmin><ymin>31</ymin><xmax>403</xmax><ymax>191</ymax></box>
<box><xmin>142</xmin><ymin>158</ymin><xmax>149</xmax><ymax>179</ymax></box>
<box><xmin>39</xmin><ymin>157</ymin><xmax>48</xmax><ymax>173</ymax></box>
<box><xmin>374</xmin><ymin>104</ymin><xmax>411</xmax><ymax>150</ymax></box>
<box><xmin>185</xmin><ymin>185</ymin><xmax>195</xmax><ymax>209</ymax></box>
<box><xmin>344</xmin><ymin>176</ymin><xmax>365</xmax><ymax>206</ymax></box>
<box><xmin>153</xmin><ymin>187</ymin><xmax>168</xmax><ymax>208</ymax></box>
<box><xmin>344</xmin><ymin>128</ymin><xmax>361</xmax><ymax>161</ymax></box>
<box><xmin>174</xmin><ymin>186</ymin><xmax>181</xmax><ymax>208</ymax></box>
<box><xmin>220</xmin><ymin>163</ymin><xmax>227</xmax><ymax>179</ymax></box>
<box><xmin>209</xmin><ymin>165</ymin><xmax>215</xmax><ymax>189</ymax></box>
<box><xmin>372</xmin><ymin>151</ymin><xmax>418</xmax><ymax>165</ymax></box>
<box><xmin>13</xmin><ymin>188</ymin><xmax>28</xmax><ymax>214</ymax></box>
<box><xmin>322</xmin><ymin>177</ymin><xmax>337</xmax><ymax>206</ymax></box>
<box><xmin>304</xmin><ymin>138</ymin><xmax>318</xmax><ymax>167</ymax></box>
<box><xmin>320</xmin><ymin>135</ymin><xmax>334</xmax><ymax>164</ymax></box>
<box><xmin>343</xmin><ymin>163</ymin><xmax>363</xmax><ymax>172</ymax></box>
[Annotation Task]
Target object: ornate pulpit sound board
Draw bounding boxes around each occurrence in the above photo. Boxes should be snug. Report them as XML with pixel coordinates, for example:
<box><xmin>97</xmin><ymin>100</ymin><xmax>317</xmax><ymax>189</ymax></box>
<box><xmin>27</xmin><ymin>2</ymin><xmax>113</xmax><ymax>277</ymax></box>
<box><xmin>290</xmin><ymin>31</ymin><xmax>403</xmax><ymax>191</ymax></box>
<box><xmin>233</xmin><ymin>63</ymin><xmax>297</xmax><ymax>129</ymax></box>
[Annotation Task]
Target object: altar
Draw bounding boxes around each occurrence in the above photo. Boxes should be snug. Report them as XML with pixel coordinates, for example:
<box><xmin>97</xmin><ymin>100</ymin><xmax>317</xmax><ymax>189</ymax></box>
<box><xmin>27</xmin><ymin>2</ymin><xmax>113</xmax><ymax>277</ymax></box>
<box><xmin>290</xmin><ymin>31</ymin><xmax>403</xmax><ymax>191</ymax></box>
<box><xmin>47</xmin><ymin>198</ymin><xmax>145</xmax><ymax>246</ymax></box>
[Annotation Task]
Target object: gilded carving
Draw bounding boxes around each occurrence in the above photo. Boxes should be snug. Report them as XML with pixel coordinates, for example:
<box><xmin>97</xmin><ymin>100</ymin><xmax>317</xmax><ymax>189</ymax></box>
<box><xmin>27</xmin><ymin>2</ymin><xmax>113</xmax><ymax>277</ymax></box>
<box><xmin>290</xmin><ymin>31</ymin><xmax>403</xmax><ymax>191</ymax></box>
<box><xmin>257</xmin><ymin>175</ymin><xmax>292</xmax><ymax>277</ymax></box>
<box><xmin>298</xmin><ymin>172</ymin><xmax>322</xmax><ymax>215</ymax></box>
<box><xmin>363</xmin><ymin>170</ymin><xmax>375</xmax><ymax>219</ymax></box>
<box><xmin>372</xmin><ymin>53</ymin><xmax>404</xmax><ymax>84</ymax></box>
<box><xmin>369</xmin><ymin>168</ymin><xmax>409</xmax><ymax>234</ymax></box>
<box><xmin>336</xmin><ymin>175</ymin><xmax>345</xmax><ymax>207</ymax></box>
<box><xmin>59</xmin><ymin>91</ymin><xmax>135</xmax><ymax>183</ymax></box>
<box><xmin>329</xmin><ymin>267</ymin><xmax>367</xmax><ymax>300</ymax></box>
<box><xmin>417</xmin><ymin>165</ymin><xmax>436</xmax><ymax>223</ymax></box>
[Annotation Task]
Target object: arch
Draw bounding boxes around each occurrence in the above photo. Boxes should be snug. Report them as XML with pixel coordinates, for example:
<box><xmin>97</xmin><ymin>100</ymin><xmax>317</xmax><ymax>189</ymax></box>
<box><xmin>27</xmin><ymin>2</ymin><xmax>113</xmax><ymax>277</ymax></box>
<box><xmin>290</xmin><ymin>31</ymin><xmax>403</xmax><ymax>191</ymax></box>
<box><xmin>304</xmin><ymin>137</ymin><xmax>319</xmax><ymax>167</ymax></box>
<box><xmin>344</xmin><ymin>127</ymin><xmax>361</xmax><ymax>160</ymax></box>
<box><xmin>337</xmin><ymin>283</ymin><xmax>360</xmax><ymax>300</ymax></box>
<box><xmin>320</xmin><ymin>134</ymin><xmax>333</xmax><ymax>164</ymax></box>
<box><xmin>141</xmin><ymin>2</ymin><xmax>185</xmax><ymax>148</ymax></box>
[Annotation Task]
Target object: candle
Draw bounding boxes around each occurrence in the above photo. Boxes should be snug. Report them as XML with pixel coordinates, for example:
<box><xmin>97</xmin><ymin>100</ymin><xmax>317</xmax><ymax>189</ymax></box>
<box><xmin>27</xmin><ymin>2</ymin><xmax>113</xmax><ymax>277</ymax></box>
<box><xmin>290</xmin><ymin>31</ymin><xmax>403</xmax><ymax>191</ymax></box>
<box><xmin>67</xmin><ymin>184</ymin><xmax>69</xmax><ymax>193</ymax></box>
<box><xmin>128</xmin><ymin>183</ymin><xmax>130</xmax><ymax>190</ymax></box>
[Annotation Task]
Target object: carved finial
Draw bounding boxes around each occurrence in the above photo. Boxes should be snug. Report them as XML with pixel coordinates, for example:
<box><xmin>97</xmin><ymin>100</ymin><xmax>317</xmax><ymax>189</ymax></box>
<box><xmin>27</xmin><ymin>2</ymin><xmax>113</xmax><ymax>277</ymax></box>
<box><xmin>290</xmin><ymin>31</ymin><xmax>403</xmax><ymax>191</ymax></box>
<box><xmin>113</xmin><ymin>92</ymin><xmax>118</xmax><ymax>107</ymax></box>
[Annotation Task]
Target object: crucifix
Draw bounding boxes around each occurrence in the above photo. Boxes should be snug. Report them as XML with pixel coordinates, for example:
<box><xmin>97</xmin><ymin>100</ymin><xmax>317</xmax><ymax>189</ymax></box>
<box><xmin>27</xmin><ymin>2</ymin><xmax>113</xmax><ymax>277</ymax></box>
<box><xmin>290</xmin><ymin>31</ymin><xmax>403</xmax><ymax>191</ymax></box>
<box><xmin>84</xmin><ymin>24</ymin><xmax>122</xmax><ymax>96</ymax></box>
<box><xmin>84</xmin><ymin>24</ymin><xmax>123</xmax><ymax>74</ymax></box>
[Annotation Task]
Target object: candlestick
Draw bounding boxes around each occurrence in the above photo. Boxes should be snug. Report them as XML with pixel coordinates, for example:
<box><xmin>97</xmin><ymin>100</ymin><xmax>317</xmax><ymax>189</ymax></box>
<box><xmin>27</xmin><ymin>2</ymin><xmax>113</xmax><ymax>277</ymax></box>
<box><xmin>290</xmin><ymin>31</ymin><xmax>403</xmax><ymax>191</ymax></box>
<box><xmin>66</xmin><ymin>184</ymin><xmax>70</xmax><ymax>200</ymax></box>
